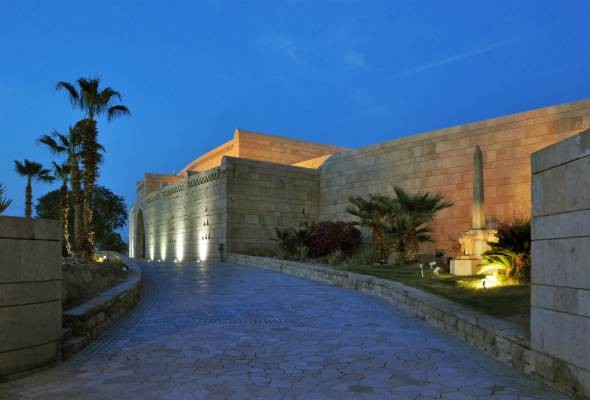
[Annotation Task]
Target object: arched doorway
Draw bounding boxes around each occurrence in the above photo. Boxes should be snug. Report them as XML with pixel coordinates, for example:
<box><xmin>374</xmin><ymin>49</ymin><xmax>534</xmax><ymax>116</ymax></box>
<box><xmin>136</xmin><ymin>209</ymin><xmax>146</xmax><ymax>259</ymax></box>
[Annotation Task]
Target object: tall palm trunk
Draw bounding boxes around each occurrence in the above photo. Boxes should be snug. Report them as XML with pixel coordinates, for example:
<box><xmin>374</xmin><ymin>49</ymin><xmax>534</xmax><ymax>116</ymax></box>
<box><xmin>372</xmin><ymin>227</ymin><xmax>388</xmax><ymax>261</ymax></box>
<box><xmin>24</xmin><ymin>178</ymin><xmax>32</xmax><ymax>218</ymax></box>
<box><xmin>81</xmin><ymin>118</ymin><xmax>99</xmax><ymax>258</ymax></box>
<box><xmin>404</xmin><ymin>231</ymin><xmax>420</xmax><ymax>263</ymax></box>
<box><xmin>59</xmin><ymin>183</ymin><xmax>73</xmax><ymax>257</ymax></box>
<box><xmin>70</xmin><ymin>150</ymin><xmax>83</xmax><ymax>257</ymax></box>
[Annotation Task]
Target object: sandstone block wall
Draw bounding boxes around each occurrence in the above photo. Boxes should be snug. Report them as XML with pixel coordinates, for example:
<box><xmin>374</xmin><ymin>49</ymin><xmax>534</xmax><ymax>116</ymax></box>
<box><xmin>0</xmin><ymin>217</ymin><xmax>62</xmax><ymax>381</ymax></box>
<box><xmin>236</xmin><ymin>130</ymin><xmax>346</xmax><ymax>166</ymax></box>
<box><xmin>320</xmin><ymin>100</ymin><xmax>590</xmax><ymax>257</ymax></box>
<box><xmin>130</xmin><ymin>167</ymin><xmax>227</xmax><ymax>261</ymax></box>
<box><xmin>225</xmin><ymin>157</ymin><xmax>320</xmax><ymax>254</ymax></box>
<box><xmin>530</xmin><ymin>129</ymin><xmax>590</xmax><ymax>398</ymax></box>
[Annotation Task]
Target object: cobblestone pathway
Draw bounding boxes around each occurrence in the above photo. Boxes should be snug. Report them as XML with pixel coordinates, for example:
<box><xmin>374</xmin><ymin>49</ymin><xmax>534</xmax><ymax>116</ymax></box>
<box><xmin>0</xmin><ymin>261</ymin><xmax>567</xmax><ymax>399</ymax></box>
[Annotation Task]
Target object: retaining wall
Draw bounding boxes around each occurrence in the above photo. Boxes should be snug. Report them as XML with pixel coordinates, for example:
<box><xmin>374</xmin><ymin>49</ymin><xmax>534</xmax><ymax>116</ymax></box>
<box><xmin>63</xmin><ymin>252</ymin><xmax>142</xmax><ymax>340</ymax></box>
<box><xmin>0</xmin><ymin>217</ymin><xmax>62</xmax><ymax>381</ymax></box>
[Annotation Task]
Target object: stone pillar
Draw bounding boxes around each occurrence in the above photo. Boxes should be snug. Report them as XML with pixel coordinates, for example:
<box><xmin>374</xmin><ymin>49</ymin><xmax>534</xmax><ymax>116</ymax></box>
<box><xmin>472</xmin><ymin>145</ymin><xmax>485</xmax><ymax>229</ymax></box>
<box><xmin>450</xmin><ymin>145</ymin><xmax>496</xmax><ymax>276</ymax></box>
<box><xmin>530</xmin><ymin>129</ymin><xmax>590</xmax><ymax>397</ymax></box>
<box><xmin>0</xmin><ymin>216</ymin><xmax>62</xmax><ymax>381</ymax></box>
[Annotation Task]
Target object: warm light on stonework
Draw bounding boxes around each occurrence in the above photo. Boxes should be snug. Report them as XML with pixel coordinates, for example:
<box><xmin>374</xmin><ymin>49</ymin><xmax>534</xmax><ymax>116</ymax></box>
<box><xmin>175</xmin><ymin>230</ymin><xmax>185</xmax><ymax>262</ymax></box>
<box><xmin>199</xmin><ymin>237</ymin><xmax>209</xmax><ymax>261</ymax></box>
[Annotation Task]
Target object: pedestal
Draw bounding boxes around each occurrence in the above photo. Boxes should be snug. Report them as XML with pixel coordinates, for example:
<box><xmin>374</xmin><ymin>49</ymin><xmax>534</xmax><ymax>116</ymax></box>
<box><xmin>450</xmin><ymin>257</ymin><xmax>483</xmax><ymax>276</ymax></box>
<box><xmin>451</xmin><ymin>228</ymin><xmax>497</xmax><ymax>276</ymax></box>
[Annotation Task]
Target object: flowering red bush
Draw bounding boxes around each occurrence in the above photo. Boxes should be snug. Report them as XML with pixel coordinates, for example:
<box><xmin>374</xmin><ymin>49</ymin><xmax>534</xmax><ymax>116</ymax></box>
<box><xmin>308</xmin><ymin>221</ymin><xmax>361</xmax><ymax>258</ymax></box>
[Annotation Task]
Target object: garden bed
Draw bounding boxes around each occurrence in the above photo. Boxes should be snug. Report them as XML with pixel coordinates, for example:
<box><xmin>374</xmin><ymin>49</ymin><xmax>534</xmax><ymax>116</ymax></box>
<box><xmin>62</xmin><ymin>257</ymin><xmax>129</xmax><ymax>310</ymax></box>
<box><xmin>337</xmin><ymin>264</ymin><xmax>530</xmax><ymax>330</ymax></box>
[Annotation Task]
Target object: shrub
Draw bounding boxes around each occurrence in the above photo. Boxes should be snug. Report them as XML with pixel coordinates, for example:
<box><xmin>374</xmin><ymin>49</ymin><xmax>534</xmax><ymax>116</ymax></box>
<box><xmin>350</xmin><ymin>248</ymin><xmax>377</xmax><ymax>265</ymax></box>
<box><xmin>480</xmin><ymin>217</ymin><xmax>531</xmax><ymax>283</ymax></box>
<box><xmin>496</xmin><ymin>217</ymin><xmax>531</xmax><ymax>253</ymax></box>
<box><xmin>308</xmin><ymin>221</ymin><xmax>361</xmax><ymax>258</ymax></box>
<box><xmin>273</xmin><ymin>225</ymin><xmax>312</xmax><ymax>255</ymax></box>
<box><xmin>327</xmin><ymin>248</ymin><xmax>345</xmax><ymax>265</ymax></box>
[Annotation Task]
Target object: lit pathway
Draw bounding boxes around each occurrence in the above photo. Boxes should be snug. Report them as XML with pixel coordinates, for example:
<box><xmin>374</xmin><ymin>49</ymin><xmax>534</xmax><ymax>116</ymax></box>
<box><xmin>0</xmin><ymin>261</ymin><xmax>566</xmax><ymax>400</ymax></box>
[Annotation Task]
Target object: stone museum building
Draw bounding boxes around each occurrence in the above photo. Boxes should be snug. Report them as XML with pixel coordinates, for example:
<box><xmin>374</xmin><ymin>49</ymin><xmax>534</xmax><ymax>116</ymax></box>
<box><xmin>129</xmin><ymin>99</ymin><xmax>590</xmax><ymax>262</ymax></box>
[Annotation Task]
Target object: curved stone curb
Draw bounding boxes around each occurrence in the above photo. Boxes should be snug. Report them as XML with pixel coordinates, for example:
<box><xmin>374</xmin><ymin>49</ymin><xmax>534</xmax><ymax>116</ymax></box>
<box><xmin>228</xmin><ymin>254</ymin><xmax>579</xmax><ymax>399</ymax></box>
<box><xmin>63</xmin><ymin>253</ymin><xmax>142</xmax><ymax>342</ymax></box>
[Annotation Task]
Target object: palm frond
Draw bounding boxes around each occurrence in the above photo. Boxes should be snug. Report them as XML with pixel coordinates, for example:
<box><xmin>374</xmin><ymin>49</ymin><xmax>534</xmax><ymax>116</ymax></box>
<box><xmin>107</xmin><ymin>104</ymin><xmax>130</xmax><ymax>121</ymax></box>
<box><xmin>56</xmin><ymin>81</ymin><xmax>80</xmax><ymax>106</ymax></box>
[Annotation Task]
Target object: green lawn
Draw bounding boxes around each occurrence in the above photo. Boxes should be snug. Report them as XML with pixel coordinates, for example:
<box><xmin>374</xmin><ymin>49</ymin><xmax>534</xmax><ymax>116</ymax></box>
<box><xmin>338</xmin><ymin>264</ymin><xmax>530</xmax><ymax>329</ymax></box>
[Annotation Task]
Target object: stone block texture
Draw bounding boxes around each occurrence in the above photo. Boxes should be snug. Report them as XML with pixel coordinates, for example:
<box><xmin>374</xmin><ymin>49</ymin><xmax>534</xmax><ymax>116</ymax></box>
<box><xmin>0</xmin><ymin>216</ymin><xmax>62</xmax><ymax>381</ymax></box>
<box><xmin>320</xmin><ymin>100</ymin><xmax>590</xmax><ymax>256</ymax></box>
<box><xmin>531</xmin><ymin>128</ymin><xmax>590</xmax><ymax>398</ymax></box>
<box><xmin>131</xmin><ymin>100</ymin><xmax>590</xmax><ymax>261</ymax></box>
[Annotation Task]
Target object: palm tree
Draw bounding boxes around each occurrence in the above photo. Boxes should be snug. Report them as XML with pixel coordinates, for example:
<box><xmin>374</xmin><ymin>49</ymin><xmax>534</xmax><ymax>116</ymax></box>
<box><xmin>39</xmin><ymin>124</ymin><xmax>84</xmax><ymax>256</ymax></box>
<box><xmin>52</xmin><ymin>161</ymin><xmax>73</xmax><ymax>257</ymax></box>
<box><xmin>346</xmin><ymin>194</ymin><xmax>390</xmax><ymax>260</ymax></box>
<box><xmin>379</xmin><ymin>186</ymin><xmax>453</xmax><ymax>263</ymax></box>
<box><xmin>13</xmin><ymin>160</ymin><xmax>55</xmax><ymax>218</ymax></box>
<box><xmin>56</xmin><ymin>77</ymin><xmax>130</xmax><ymax>258</ymax></box>
<box><xmin>0</xmin><ymin>183</ymin><xmax>12</xmax><ymax>214</ymax></box>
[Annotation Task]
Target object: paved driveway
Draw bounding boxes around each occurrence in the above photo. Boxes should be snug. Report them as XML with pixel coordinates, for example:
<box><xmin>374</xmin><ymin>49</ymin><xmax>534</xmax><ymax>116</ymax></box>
<box><xmin>0</xmin><ymin>261</ymin><xmax>566</xmax><ymax>399</ymax></box>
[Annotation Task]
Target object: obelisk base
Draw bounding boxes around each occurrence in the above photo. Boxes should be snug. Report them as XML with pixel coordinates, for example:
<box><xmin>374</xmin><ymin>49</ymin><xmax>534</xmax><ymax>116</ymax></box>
<box><xmin>450</xmin><ymin>228</ymin><xmax>497</xmax><ymax>276</ymax></box>
<box><xmin>450</xmin><ymin>257</ymin><xmax>484</xmax><ymax>276</ymax></box>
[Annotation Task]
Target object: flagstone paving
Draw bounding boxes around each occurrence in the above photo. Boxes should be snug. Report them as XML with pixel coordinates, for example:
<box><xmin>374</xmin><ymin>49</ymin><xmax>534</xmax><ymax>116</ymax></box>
<box><xmin>0</xmin><ymin>261</ymin><xmax>568</xmax><ymax>399</ymax></box>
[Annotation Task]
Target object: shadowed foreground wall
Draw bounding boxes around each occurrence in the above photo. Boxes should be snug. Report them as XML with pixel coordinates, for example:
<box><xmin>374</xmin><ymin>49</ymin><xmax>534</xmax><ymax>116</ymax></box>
<box><xmin>319</xmin><ymin>99</ymin><xmax>590</xmax><ymax>256</ymax></box>
<box><xmin>530</xmin><ymin>129</ymin><xmax>590</xmax><ymax>398</ymax></box>
<box><xmin>0</xmin><ymin>217</ymin><xmax>62</xmax><ymax>381</ymax></box>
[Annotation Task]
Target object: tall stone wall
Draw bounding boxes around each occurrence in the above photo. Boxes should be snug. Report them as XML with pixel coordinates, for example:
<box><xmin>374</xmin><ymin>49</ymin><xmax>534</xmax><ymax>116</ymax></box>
<box><xmin>131</xmin><ymin>167</ymin><xmax>227</xmax><ymax>261</ymax></box>
<box><xmin>530</xmin><ymin>129</ymin><xmax>590</xmax><ymax>397</ymax></box>
<box><xmin>320</xmin><ymin>100</ymin><xmax>590</xmax><ymax>257</ymax></box>
<box><xmin>0</xmin><ymin>217</ymin><xmax>62</xmax><ymax>381</ymax></box>
<box><xmin>225</xmin><ymin>157</ymin><xmax>320</xmax><ymax>254</ymax></box>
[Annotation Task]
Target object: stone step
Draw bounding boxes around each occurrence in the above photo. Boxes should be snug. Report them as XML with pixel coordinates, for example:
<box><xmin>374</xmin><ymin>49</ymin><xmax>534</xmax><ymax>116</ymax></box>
<box><xmin>61</xmin><ymin>336</ymin><xmax>88</xmax><ymax>361</ymax></box>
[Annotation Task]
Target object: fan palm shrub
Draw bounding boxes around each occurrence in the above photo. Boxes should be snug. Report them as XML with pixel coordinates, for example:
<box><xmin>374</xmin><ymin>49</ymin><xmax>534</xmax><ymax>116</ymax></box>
<box><xmin>39</xmin><ymin>125</ymin><xmax>84</xmax><ymax>256</ymax></box>
<box><xmin>0</xmin><ymin>183</ymin><xmax>12</xmax><ymax>214</ymax></box>
<box><xmin>479</xmin><ymin>217</ymin><xmax>531</xmax><ymax>283</ymax></box>
<box><xmin>57</xmin><ymin>77</ymin><xmax>129</xmax><ymax>258</ymax></box>
<box><xmin>13</xmin><ymin>160</ymin><xmax>54</xmax><ymax>218</ymax></box>
<box><xmin>346</xmin><ymin>194</ymin><xmax>390</xmax><ymax>260</ymax></box>
<box><xmin>379</xmin><ymin>186</ymin><xmax>453</xmax><ymax>263</ymax></box>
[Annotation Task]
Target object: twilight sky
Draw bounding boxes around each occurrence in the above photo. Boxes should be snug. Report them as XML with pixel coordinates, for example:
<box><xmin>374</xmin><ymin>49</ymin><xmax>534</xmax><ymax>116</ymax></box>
<box><xmin>1</xmin><ymin>1</ymin><xmax>589</xmax><ymax>240</ymax></box>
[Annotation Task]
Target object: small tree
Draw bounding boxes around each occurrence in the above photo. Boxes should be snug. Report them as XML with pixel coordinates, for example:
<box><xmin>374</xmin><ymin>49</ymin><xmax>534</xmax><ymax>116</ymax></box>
<box><xmin>380</xmin><ymin>186</ymin><xmax>453</xmax><ymax>263</ymax></box>
<box><xmin>39</xmin><ymin>125</ymin><xmax>84</xmax><ymax>256</ymax></box>
<box><xmin>0</xmin><ymin>183</ymin><xmax>12</xmax><ymax>214</ymax></box>
<box><xmin>346</xmin><ymin>194</ymin><xmax>390</xmax><ymax>260</ymax></box>
<box><xmin>14</xmin><ymin>160</ymin><xmax>54</xmax><ymax>218</ymax></box>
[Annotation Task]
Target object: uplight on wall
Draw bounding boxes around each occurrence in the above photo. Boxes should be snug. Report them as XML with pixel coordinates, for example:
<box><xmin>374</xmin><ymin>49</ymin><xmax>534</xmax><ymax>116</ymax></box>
<box><xmin>198</xmin><ymin>238</ymin><xmax>209</xmax><ymax>261</ymax></box>
<box><xmin>175</xmin><ymin>231</ymin><xmax>185</xmax><ymax>262</ymax></box>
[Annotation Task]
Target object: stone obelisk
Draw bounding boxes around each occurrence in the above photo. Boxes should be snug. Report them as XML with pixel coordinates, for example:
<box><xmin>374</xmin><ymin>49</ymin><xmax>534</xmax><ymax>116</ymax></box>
<box><xmin>472</xmin><ymin>145</ymin><xmax>485</xmax><ymax>229</ymax></box>
<box><xmin>450</xmin><ymin>145</ymin><xmax>498</xmax><ymax>276</ymax></box>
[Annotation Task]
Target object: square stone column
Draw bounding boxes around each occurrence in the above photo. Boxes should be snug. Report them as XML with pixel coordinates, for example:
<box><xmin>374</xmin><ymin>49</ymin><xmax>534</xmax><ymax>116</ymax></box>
<box><xmin>530</xmin><ymin>130</ymin><xmax>590</xmax><ymax>397</ymax></box>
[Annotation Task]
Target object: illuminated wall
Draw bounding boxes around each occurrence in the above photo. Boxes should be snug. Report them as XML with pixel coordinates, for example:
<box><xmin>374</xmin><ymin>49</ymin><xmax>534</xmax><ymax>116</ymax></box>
<box><xmin>132</xmin><ymin>168</ymin><xmax>226</xmax><ymax>262</ymax></box>
<box><xmin>131</xmin><ymin>99</ymin><xmax>590</xmax><ymax>260</ymax></box>
<box><xmin>320</xmin><ymin>99</ymin><xmax>590</xmax><ymax>256</ymax></box>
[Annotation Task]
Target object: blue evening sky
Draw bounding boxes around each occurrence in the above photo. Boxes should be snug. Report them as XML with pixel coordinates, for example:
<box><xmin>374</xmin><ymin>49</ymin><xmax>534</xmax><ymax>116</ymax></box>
<box><xmin>1</xmin><ymin>1</ymin><xmax>589</xmax><ymax>240</ymax></box>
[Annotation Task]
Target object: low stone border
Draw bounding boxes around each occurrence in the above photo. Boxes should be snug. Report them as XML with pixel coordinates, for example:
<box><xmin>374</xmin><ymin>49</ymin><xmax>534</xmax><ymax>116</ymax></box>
<box><xmin>63</xmin><ymin>253</ymin><xmax>142</xmax><ymax>341</ymax></box>
<box><xmin>228</xmin><ymin>254</ymin><xmax>579</xmax><ymax>399</ymax></box>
